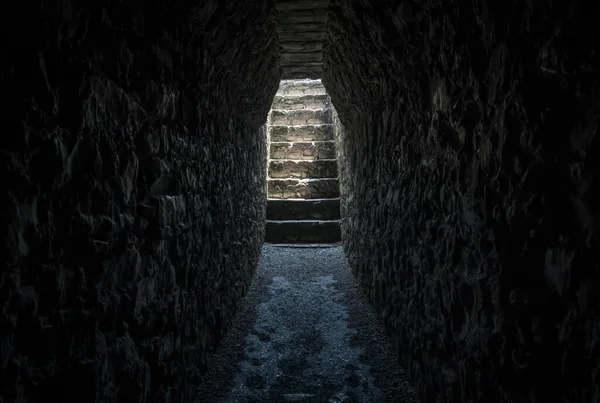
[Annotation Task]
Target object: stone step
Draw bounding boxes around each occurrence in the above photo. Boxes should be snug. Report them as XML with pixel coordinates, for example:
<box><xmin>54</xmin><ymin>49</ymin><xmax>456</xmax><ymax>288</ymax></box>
<box><xmin>270</xmin><ymin>124</ymin><xmax>333</xmax><ymax>142</ymax></box>
<box><xmin>265</xmin><ymin>220</ymin><xmax>341</xmax><ymax>243</ymax></box>
<box><xmin>281</xmin><ymin>51</ymin><xmax>322</xmax><ymax>64</ymax></box>
<box><xmin>272</xmin><ymin>94</ymin><xmax>329</xmax><ymax>110</ymax></box>
<box><xmin>283</xmin><ymin>69</ymin><xmax>322</xmax><ymax>80</ymax></box>
<box><xmin>277</xmin><ymin>79</ymin><xmax>326</xmax><ymax>96</ymax></box>
<box><xmin>280</xmin><ymin>41</ymin><xmax>324</xmax><ymax>54</ymax></box>
<box><xmin>267</xmin><ymin>178</ymin><xmax>339</xmax><ymax>199</ymax></box>
<box><xmin>268</xmin><ymin>159</ymin><xmax>337</xmax><ymax>179</ymax></box>
<box><xmin>270</xmin><ymin>141</ymin><xmax>335</xmax><ymax>160</ymax></box>
<box><xmin>270</xmin><ymin>109</ymin><xmax>331</xmax><ymax>126</ymax></box>
<box><xmin>277</xmin><ymin>22</ymin><xmax>326</xmax><ymax>32</ymax></box>
<box><xmin>267</xmin><ymin>198</ymin><xmax>340</xmax><ymax>220</ymax></box>
<box><xmin>277</xmin><ymin>9</ymin><xmax>329</xmax><ymax>24</ymax></box>
<box><xmin>278</xmin><ymin>31</ymin><xmax>327</xmax><ymax>43</ymax></box>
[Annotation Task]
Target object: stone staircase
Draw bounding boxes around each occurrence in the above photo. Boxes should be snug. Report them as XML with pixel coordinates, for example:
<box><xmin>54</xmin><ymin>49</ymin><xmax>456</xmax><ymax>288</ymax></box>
<box><xmin>265</xmin><ymin>80</ymin><xmax>341</xmax><ymax>243</ymax></box>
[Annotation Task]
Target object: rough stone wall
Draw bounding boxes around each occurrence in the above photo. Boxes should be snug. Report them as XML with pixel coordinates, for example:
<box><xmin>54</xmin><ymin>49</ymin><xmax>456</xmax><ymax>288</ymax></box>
<box><xmin>0</xmin><ymin>1</ymin><xmax>280</xmax><ymax>402</ymax></box>
<box><xmin>324</xmin><ymin>1</ymin><xmax>600</xmax><ymax>402</ymax></box>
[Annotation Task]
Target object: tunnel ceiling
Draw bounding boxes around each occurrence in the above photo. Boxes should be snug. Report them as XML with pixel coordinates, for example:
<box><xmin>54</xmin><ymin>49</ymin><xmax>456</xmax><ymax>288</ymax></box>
<box><xmin>275</xmin><ymin>0</ymin><xmax>330</xmax><ymax>79</ymax></box>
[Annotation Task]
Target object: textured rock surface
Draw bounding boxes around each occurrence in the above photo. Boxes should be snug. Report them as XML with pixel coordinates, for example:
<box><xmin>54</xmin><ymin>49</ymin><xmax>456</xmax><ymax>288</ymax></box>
<box><xmin>278</xmin><ymin>80</ymin><xmax>327</xmax><ymax>96</ymax></box>
<box><xmin>0</xmin><ymin>1</ymin><xmax>280</xmax><ymax>402</ymax></box>
<box><xmin>275</xmin><ymin>0</ymin><xmax>331</xmax><ymax>79</ymax></box>
<box><xmin>196</xmin><ymin>245</ymin><xmax>419</xmax><ymax>402</ymax></box>
<box><xmin>270</xmin><ymin>109</ymin><xmax>332</xmax><ymax>126</ymax></box>
<box><xmin>268</xmin><ymin>160</ymin><xmax>337</xmax><ymax>179</ymax></box>
<box><xmin>3</xmin><ymin>0</ymin><xmax>599</xmax><ymax>401</ymax></box>
<box><xmin>324</xmin><ymin>1</ymin><xmax>600</xmax><ymax>402</ymax></box>
<box><xmin>265</xmin><ymin>221</ymin><xmax>341</xmax><ymax>243</ymax></box>
<box><xmin>267</xmin><ymin>199</ymin><xmax>341</xmax><ymax>220</ymax></box>
<box><xmin>268</xmin><ymin>179</ymin><xmax>340</xmax><ymax>199</ymax></box>
<box><xmin>272</xmin><ymin>94</ymin><xmax>330</xmax><ymax>110</ymax></box>
<box><xmin>270</xmin><ymin>141</ymin><xmax>336</xmax><ymax>160</ymax></box>
<box><xmin>270</xmin><ymin>124</ymin><xmax>333</xmax><ymax>142</ymax></box>
<box><xmin>265</xmin><ymin>80</ymin><xmax>340</xmax><ymax>244</ymax></box>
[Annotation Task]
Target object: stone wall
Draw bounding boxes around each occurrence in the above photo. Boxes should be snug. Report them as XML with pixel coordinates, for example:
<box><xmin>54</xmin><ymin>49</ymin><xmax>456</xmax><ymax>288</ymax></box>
<box><xmin>0</xmin><ymin>1</ymin><xmax>280</xmax><ymax>402</ymax></box>
<box><xmin>324</xmin><ymin>1</ymin><xmax>600</xmax><ymax>402</ymax></box>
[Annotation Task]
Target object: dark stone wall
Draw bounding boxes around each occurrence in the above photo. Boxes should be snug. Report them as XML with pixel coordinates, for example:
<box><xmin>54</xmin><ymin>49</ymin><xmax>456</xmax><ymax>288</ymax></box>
<box><xmin>0</xmin><ymin>1</ymin><xmax>280</xmax><ymax>402</ymax></box>
<box><xmin>324</xmin><ymin>1</ymin><xmax>600</xmax><ymax>402</ymax></box>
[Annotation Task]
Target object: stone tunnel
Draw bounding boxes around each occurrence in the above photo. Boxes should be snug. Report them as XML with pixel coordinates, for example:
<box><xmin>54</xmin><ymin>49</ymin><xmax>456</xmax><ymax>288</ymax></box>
<box><xmin>1</xmin><ymin>0</ymin><xmax>599</xmax><ymax>402</ymax></box>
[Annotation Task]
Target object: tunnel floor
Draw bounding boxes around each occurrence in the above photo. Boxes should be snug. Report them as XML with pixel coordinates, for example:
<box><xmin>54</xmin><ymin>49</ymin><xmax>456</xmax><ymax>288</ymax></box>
<box><xmin>196</xmin><ymin>245</ymin><xmax>420</xmax><ymax>403</ymax></box>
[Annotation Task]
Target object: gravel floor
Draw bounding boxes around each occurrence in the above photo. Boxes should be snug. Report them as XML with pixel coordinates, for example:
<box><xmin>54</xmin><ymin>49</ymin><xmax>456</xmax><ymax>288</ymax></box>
<box><xmin>196</xmin><ymin>244</ymin><xmax>420</xmax><ymax>403</ymax></box>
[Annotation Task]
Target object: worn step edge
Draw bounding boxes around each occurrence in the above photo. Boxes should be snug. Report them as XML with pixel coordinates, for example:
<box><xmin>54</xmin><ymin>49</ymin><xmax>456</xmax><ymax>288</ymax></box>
<box><xmin>271</xmin><ymin>108</ymin><xmax>331</xmax><ymax>113</ymax></box>
<box><xmin>267</xmin><ymin>178</ymin><xmax>340</xmax><ymax>182</ymax></box>
<box><xmin>273</xmin><ymin>94</ymin><xmax>329</xmax><ymax>99</ymax></box>
<box><xmin>268</xmin><ymin>158</ymin><xmax>337</xmax><ymax>162</ymax></box>
<box><xmin>267</xmin><ymin>198</ymin><xmax>340</xmax><ymax>201</ymax></box>
<box><xmin>270</xmin><ymin>124</ymin><xmax>333</xmax><ymax>128</ymax></box>
<box><xmin>269</xmin><ymin>140</ymin><xmax>335</xmax><ymax>144</ymax></box>
<box><xmin>265</xmin><ymin>219</ymin><xmax>341</xmax><ymax>243</ymax></box>
<box><xmin>266</xmin><ymin>198</ymin><xmax>341</xmax><ymax>220</ymax></box>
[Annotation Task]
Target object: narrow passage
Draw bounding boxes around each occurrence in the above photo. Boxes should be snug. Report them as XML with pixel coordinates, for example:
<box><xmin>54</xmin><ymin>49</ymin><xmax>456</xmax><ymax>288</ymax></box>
<box><xmin>196</xmin><ymin>245</ymin><xmax>420</xmax><ymax>403</ymax></box>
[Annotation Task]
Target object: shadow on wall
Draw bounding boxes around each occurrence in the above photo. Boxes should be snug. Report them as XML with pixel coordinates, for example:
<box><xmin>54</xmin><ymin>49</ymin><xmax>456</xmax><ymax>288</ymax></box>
<box><xmin>323</xmin><ymin>0</ymin><xmax>600</xmax><ymax>402</ymax></box>
<box><xmin>1</xmin><ymin>1</ymin><xmax>281</xmax><ymax>402</ymax></box>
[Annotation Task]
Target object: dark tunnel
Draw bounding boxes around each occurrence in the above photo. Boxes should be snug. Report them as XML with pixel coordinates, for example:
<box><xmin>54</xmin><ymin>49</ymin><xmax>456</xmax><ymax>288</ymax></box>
<box><xmin>1</xmin><ymin>0</ymin><xmax>599</xmax><ymax>402</ymax></box>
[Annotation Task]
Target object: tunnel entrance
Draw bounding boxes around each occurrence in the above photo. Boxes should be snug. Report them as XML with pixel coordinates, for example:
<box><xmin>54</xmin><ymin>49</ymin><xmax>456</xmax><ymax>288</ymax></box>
<box><xmin>264</xmin><ymin>79</ymin><xmax>341</xmax><ymax>243</ymax></box>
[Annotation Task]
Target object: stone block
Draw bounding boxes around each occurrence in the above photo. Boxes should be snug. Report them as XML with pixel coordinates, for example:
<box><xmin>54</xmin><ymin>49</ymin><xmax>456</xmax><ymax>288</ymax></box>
<box><xmin>275</xmin><ymin>0</ymin><xmax>329</xmax><ymax>11</ymax></box>
<box><xmin>278</xmin><ymin>30</ymin><xmax>327</xmax><ymax>42</ymax></box>
<box><xmin>277</xmin><ymin>79</ymin><xmax>327</xmax><ymax>96</ymax></box>
<box><xmin>267</xmin><ymin>178</ymin><xmax>339</xmax><ymax>199</ymax></box>
<box><xmin>277</xmin><ymin>22</ymin><xmax>327</xmax><ymax>32</ymax></box>
<box><xmin>281</xmin><ymin>68</ymin><xmax>323</xmax><ymax>80</ymax></box>
<box><xmin>265</xmin><ymin>220</ymin><xmax>341</xmax><ymax>243</ymax></box>
<box><xmin>266</xmin><ymin>198</ymin><xmax>340</xmax><ymax>220</ymax></box>
<box><xmin>277</xmin><ymin>9</ymin><xmax>329</xmax><ymax>24</ymax></box>
<box><xmin>269</xmin><ymin>141</ymin><xmax>335</xmax><ymax>160</ymax></box>
<box><xmin>280</xmin><ymin>41</ymin><xmax>325</xmax><ymax>54</ymax></box>
<box><xmin>280</xmin><ymin>52</ymin><xmax>323</xmax><ymax>64</ymax></box>
<box><xmin>268</xmin><ymin>159</ymin><xmax>337</xmax><ymax>179</ymax></box>
<box><xmin>270</xmin><ymin>125</ymin><xmax>334</xmax><ymax>142</ymax></box>
<box><xmin>270</xmin><ymin>109</ymin><xmax>332</xmax><ymax>125</ymax></box>
<box><xmin>272</xmin><ymin>94</ymin><xmax>329</xmax><ymax>110</ymax></box>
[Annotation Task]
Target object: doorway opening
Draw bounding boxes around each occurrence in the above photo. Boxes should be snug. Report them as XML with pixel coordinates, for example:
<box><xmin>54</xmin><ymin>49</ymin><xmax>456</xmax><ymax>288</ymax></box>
<box><xmin>265</xmin><ymin>79</ymin><xmax>341</xmax><ymax>243</ymax></box>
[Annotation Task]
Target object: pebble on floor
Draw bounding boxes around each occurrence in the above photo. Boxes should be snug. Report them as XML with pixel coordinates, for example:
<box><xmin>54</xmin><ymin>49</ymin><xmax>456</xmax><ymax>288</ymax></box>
<box><xmin>196</xmin><ymin>245</ymin><xmax>420</xmax><ymax>403</ymax></box>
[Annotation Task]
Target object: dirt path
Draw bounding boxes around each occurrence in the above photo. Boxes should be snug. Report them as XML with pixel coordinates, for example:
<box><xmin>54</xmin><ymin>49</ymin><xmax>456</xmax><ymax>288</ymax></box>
<box><xmin>196</xmin><ymin>244</ymin><xmax>420</xmax><ymax>403</ymax></box>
